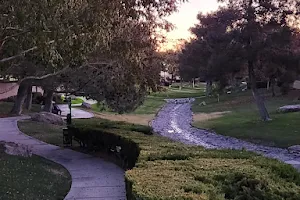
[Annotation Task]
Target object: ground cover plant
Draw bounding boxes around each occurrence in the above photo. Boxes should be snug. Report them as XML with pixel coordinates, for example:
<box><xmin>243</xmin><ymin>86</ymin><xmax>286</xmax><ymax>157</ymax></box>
<box><xmin>18</xmin><ymin>118</ymin><xmax>300</xmax><ymax>200</ymax></box>
<box><xmin>0</xmin><ymin>143</ymin><xmax>71</xmax><ymax>200</ymax></box>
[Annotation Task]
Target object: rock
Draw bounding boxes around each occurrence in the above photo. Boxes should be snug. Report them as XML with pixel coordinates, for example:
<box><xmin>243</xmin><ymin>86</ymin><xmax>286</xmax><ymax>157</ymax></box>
<box><xmin>277</xmin><ymin>105</ymin><xmax>300</xmax><ymax>113</ymax></box>
<box><xmin>1</xmin><ymin>142</ymin><xmax>32</xmax><ymax>157</ymax></box>
<box><xmin>31</xmin><ymin>112</ymin><xmax>64</xmax><ymax>125</ymax></box>
<box><xmin>288</xmin><ymin>145</ymin><xmax>300</xmax><ymax>154</ymax></box>
<box><xmin>166</xmin><ymin>98</ymin><xmax>195</xmax><ymax>104</ymax></box>
<box><xmin>81</xmin><ymin>102</ymin><xmax>92</xmax><ymax>109</ymax></box>
<box><xmin>199</xmin><ymin>101</ymin><xmax>206</xmax><ymax>106</ymax></box>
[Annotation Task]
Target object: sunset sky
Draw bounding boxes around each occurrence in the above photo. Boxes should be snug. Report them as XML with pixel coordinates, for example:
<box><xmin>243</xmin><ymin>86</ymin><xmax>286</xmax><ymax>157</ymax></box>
<box><xmin>164</xmin><ymin>0</ymin><xmax>221</xmax><ymax>50</ymax></box>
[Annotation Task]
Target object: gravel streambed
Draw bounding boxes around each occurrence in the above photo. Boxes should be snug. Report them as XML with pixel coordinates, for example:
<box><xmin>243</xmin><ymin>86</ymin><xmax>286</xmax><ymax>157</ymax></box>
<box><xmin>151</xmin><ymin>98</ymin><xmax>300</xmax><ymax>170</ymax></box>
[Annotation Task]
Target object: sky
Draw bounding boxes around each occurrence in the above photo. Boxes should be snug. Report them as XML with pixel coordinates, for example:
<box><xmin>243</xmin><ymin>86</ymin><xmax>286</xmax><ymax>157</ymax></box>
<box><xmin>163</xmin><ymin>0</ymin><xmax>220</xmax><ymax>50</ymax></box>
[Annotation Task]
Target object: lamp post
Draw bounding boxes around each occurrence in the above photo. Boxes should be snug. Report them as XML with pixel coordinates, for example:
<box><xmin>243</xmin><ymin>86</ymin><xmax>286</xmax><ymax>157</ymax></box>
<box><xmin>67</xmin><ymin>96</ymin><xmax>72</xmax><ymax>125</ymax></box>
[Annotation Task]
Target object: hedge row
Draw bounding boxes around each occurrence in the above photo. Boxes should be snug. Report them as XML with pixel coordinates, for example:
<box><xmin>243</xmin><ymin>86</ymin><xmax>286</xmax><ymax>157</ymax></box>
<box><xmin>71</xmin><ymin>119</ymin><xmax>300</xmax><ymax>200</ymax></box>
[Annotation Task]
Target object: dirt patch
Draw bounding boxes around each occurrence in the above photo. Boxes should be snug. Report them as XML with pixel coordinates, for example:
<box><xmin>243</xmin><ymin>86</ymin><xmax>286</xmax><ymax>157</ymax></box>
<box><xmin>93</xmin><ymin>113</ymin><xmax>155</xmax><ymax>126</ymax></box>
<box><xmin>44</xmin><ymin>167</ymin><xmax>68</xmax><ymax>178</ymax></box>
<box><xmin>193</xmin><ymin>111</ymin><xmax>231</xmax><ymax>122</ymax></box>
<box><xmin>0</xmin><ymin>141</ymin><xmax>32</xmax><ymax>157</ymax></box>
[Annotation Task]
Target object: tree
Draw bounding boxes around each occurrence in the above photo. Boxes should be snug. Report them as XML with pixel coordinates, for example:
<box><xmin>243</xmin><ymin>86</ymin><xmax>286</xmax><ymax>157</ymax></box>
<box><xmin>160</xmin><ymin>50</ymin><xmax>180</xmax><ymax>84</ymax></box>
<box><xmin>179</xmin><ymin>8</ymin><xmax>244</xmax><ymax>96</ymax></box>
<box><xmin>260</xmin><ymin>31</ymin><xmax>300</xmax><ymax>96</ymax></box>
<box><xmin>218</xmin><ymin>0</ymin><xmax>300</xmax><ymax>121</ymax></box>
<box><xmin>0</xmin><ymin>0</ymin><xmax>186</xmax><ymax>114</ymax></box>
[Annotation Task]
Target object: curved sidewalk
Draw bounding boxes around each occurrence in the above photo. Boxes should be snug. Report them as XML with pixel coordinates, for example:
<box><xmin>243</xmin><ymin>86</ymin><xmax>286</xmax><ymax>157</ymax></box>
<box><xmin>0</xmin><ymin>116</ymin><xmax>126</xmax><ymax>200</ymax></box>
<box><xmin>152</xmin><ymin>99</ymin><xmax>300</xmax><ymax>171</ymax></box>
<box><xmin>58</xmin><ymin>105</ymin><xmax>94</xmax><ymax>119</ymax></box>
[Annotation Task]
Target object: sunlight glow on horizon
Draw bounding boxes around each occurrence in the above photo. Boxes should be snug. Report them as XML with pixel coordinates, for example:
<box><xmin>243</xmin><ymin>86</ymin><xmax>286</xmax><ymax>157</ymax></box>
<box><xmin>162</xmin><ymin>0</ymin><xmax>220</xmax><ymax>51</ymax></box>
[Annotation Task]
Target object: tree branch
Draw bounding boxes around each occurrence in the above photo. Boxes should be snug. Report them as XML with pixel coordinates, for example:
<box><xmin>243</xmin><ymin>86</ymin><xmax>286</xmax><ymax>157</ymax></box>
<box><xmin>0</xmin><ymin>40</ymin><xmax>54</xmax><ymax>64</ymax></box>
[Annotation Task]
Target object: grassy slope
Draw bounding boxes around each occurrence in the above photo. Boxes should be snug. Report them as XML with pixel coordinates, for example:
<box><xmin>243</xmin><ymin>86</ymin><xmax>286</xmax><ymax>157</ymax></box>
<box><xmin>92</xmin><ymin>86</ymin><xmax>205</xmax><ymax>115</ymax></box>
<box><xmin>18</xmin><ymin>118</ymin><xmax>300</xmax><ymax>199</ymax></box>
<box><xmin>193</xmin><ymin>91</ymin><xmax>300</xmax><ymax>148</ymax></box>
<box><xmin>0</xmin><ymin>144</ymin><xmax>71</xmax><ymax>200</ymax></box>
<box><xmin>71</xmin><ymin>98</ymin><xmax>84</xmax><ymax>105</ymax></box>
<box><xmin>0</xmin><ymin>102</ymin><xmax>41</xmax><ymax>117</ymax></box>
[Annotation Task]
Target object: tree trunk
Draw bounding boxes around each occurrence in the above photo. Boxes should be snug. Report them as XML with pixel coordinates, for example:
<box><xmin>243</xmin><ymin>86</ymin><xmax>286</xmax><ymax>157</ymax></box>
<box><xmin>206</xmin><ymin>80</ymin><xmax>212</xmax><ymax>96</ymax></box>
<box><xmin>25</xmin><ymin>85</ymin><xmax>32</xmax><ymax>110</ymax></box>
<box><xmin>180</xmin><ymin>78</ymin><xmax>183</xmax><ymax>90</ymax></box>
<box><xmin>11</xmin><ymin>82</ymin><xmax>28</xmax><ymax>115</ymax></box>
<box><xmin>192</xmin><ymin>78</ymin><xmax>195</xmax><ymax>88</ymax></box>
<box><xmin>248</xmin><ymin>61</ymin><xmax>271</xmax><ymax>121</ymax></box>
<box><xmin>270</xmin><ymin>77</ymin><xmax>276</xmax><ymax>97</ymax></box>
<box><xmin>43</xmin><ymin>90</ymin><xmax>54</xmax><ymax>112</ymax></box>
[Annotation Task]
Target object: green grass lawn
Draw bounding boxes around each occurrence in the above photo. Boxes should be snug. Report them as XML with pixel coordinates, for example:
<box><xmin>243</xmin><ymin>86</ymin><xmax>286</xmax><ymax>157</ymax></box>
<box><xmin>193</xmin><ymin>90</ymin><xmax>300</xmax><ymax>148</ymax></box>
<box><xmin>71</xmin><ymin>98</ymin><xmax>84</xmax><ymax>105</ymax></box>
<box><xmin>18</xmin><ymin>118</ymin><xmax>300</xmax><ymax>200</ymax></box>
<box><xmin>151</xmin><ymin>86</ymin><xmax>205</xmax><ymax>99</ymax></box>
<box><xmin>18</xmin><ymin>121</ymin><xmax>65</xmax><ymax>147</ymax></box>
<box><xmin>92</xmin><ymin>86</ymin><xmax>205</xmax><ymax>115</ymax></box>
<box><xmin>0</xmin><ymin>143</ymin><xmax>71</xmax><ymax>200</ymax></box>
<box><xmin>0</xmin><ymin>102</ymin><xmax>41</xmax><ymax>117</ymax></box>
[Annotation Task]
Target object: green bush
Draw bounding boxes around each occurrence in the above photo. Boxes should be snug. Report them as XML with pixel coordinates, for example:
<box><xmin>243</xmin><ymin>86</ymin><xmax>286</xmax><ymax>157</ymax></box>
<box><xmin>68</xmin><ymin>125</ymin><xmax>140</xmax><ymax>169</ymax></box>
<box><xmin>71</xmin><ymin>119</ymin><xmax>300</xmax><ymax>200</ymax></box>
<box><xmin>32</xmin><ymin>92</ymin><xmax>43</xmax><ymax>104</ymax></box>
<box><xmin>1</xmin><ymin>96</ymin><xmax>16</xmax><ymax>102</ymax></box>
<box><xmin>53</xmin><ymin>94</ymin><xmax>64</xmax><ymax>104</ymax></box>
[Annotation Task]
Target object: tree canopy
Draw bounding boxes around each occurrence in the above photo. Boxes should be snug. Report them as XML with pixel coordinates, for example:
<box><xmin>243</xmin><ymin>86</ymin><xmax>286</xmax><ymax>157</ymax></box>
<box><xmin>0</xmin><ymin>0</ymin><xmax>186</xmax><ymax>114</ymax></box>
<box><xmin>179</xmin><ymin>0</ymin><xmax>300</xmax><ymax>121</ymax></box>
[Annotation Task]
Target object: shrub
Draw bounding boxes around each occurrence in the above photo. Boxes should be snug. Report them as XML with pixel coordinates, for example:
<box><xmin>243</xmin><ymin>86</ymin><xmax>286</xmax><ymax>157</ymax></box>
<box><xmin>53</xmin><ymin>94</ymin><xmax>64</xmax><ymax>104</ymax></box>
<box><xmin>1</xmin><ymin>96</ymin><xmax>16</xmax><ymax>102</ymax></box>
<box><xmin>68</xmin><ymin>125</ymin><xmax>140</xmax><ymax>169</ymax></box>
<box><xmin>32</xmin><ymin>92</ymin><xmax>44</xmax><ymax>104</ymax></box>
<box><xmin>71</xmin><ymin>119</ymin><xmax>300</xmax><ymax>200</ymax></box>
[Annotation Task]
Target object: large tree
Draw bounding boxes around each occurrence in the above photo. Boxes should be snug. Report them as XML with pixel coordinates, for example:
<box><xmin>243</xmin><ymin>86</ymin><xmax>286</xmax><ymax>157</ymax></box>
<box><xmin>217</xmin><ymin>0</ymin><xmax>300</xmax><ymax>121</ymax></box>
<box><xmin>179</xmin><ymin>8</ymin><xmax>244</xmax><ymax>95</ymax></box>
<box><xmin>0</xmin><ymin>0</ymin><xmax>185</xmax><ymax>114</ymax></box>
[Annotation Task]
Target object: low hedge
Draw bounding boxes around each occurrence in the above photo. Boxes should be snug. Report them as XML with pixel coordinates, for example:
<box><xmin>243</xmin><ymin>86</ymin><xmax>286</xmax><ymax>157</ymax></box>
<box><xmin>71</xmin><ymin>119</ymin><xmax>300</xmax><ymax>200</ymax></box>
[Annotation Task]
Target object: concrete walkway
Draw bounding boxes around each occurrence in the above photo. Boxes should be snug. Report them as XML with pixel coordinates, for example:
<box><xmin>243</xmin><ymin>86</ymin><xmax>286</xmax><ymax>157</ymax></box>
<box><xmin>58</xmin><ymin>104</ymin><xmax>94</xmax><ymax>119</ymax></box>
<box><xmin>0</xmin><ymin>116</ymin><xmax>126</xmax><ymax>200</ymax></box>
<box><xmin>152</xmin><ymin>98</ymin><xmax>300</xmax><ymax>170</ymax></box>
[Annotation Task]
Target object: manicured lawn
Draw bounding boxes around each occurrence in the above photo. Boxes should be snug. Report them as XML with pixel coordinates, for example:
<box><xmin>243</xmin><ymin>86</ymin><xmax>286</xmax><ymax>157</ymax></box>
<box><xmin>151</xmin><ymin>87</ymin><xmax>205</xmax><ymax>99</ymax></box>
<box><xmin>0</xmin><ymin>144</ymin><xmax>71</xmax><ymax>200</ymax></box>
<box><xmin>71</xmin><ymin>98</ymin><xmax>84</xmax><ymax>105</ymax></box>
<box><xmin>193</xmin><ymin>90</ymin><xmax>300</xmax><ymax>148</ymax></box>
<box><xmin>18</xmin><ymin>121</ymin><xmax>64</xmax><ymax>147</ymax></box>
<box><xmin>132</xmin><ymin>96</ymin><xmax>166</xmax><ymax>114</ymax></box>
<box><xmin>0</xmin><ymin>102</ymin><xmax>41</xmax><ymax>117</ymax></box>
<box><xmin>92</xmin><ymin>86</ymin><xmax>205</xmax><ymax>115</ymax></box>
<box><xmin>18</xmin><ymin>118</ymin><xmax>300</xmax><ymax>200</ymax></box>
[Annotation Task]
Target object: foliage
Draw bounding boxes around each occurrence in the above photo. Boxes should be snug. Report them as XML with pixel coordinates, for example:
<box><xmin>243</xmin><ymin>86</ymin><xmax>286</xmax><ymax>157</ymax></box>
<box><xmin>1</xmin><ymin>0</ymin><xmax>186</xmax><ymax>114</ymax></box>
<box><xmin>70</xmin><ymin>119</ymin><xmax>300</xmax><ymax>200</ymax></box>
<box><xmin>179</xmin><ymin>7</ymin><xmax>244</xmax><ymax>88</ymax></box>
<box><xmin>179</xmin><ymin>0</ymin><xmax>300</xmax><ymax>120</ymax></box>
<box><xmin>0</xmin><ymin>144</ymin><xmax>71</xmax><ymax>200</ymax></box>
<box><xmin>19</xmin><ymin>117</ymin><xmax>300</xmax><ymax>199</ymax></box>
<box><xmin>32</xmin><ymin>92</ymin><xmax>43</xmax><ymax>104</ymax></box>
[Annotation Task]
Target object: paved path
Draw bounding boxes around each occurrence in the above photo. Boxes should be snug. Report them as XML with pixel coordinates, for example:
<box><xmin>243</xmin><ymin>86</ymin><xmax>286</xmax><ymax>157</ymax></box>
<box><xmin>0</xmin><ymin>116</ymin><xmax>126</xmax><ymax>200</ymax></box>
<box><xmin>151</xmin><ymin>98</ymin><xmax>300</xmax><ymax>170</ymax></box>
<box><xmin>58</xmin><ymin>104</ymin><xmax>94</xmax><ymax>119</ymax></box>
